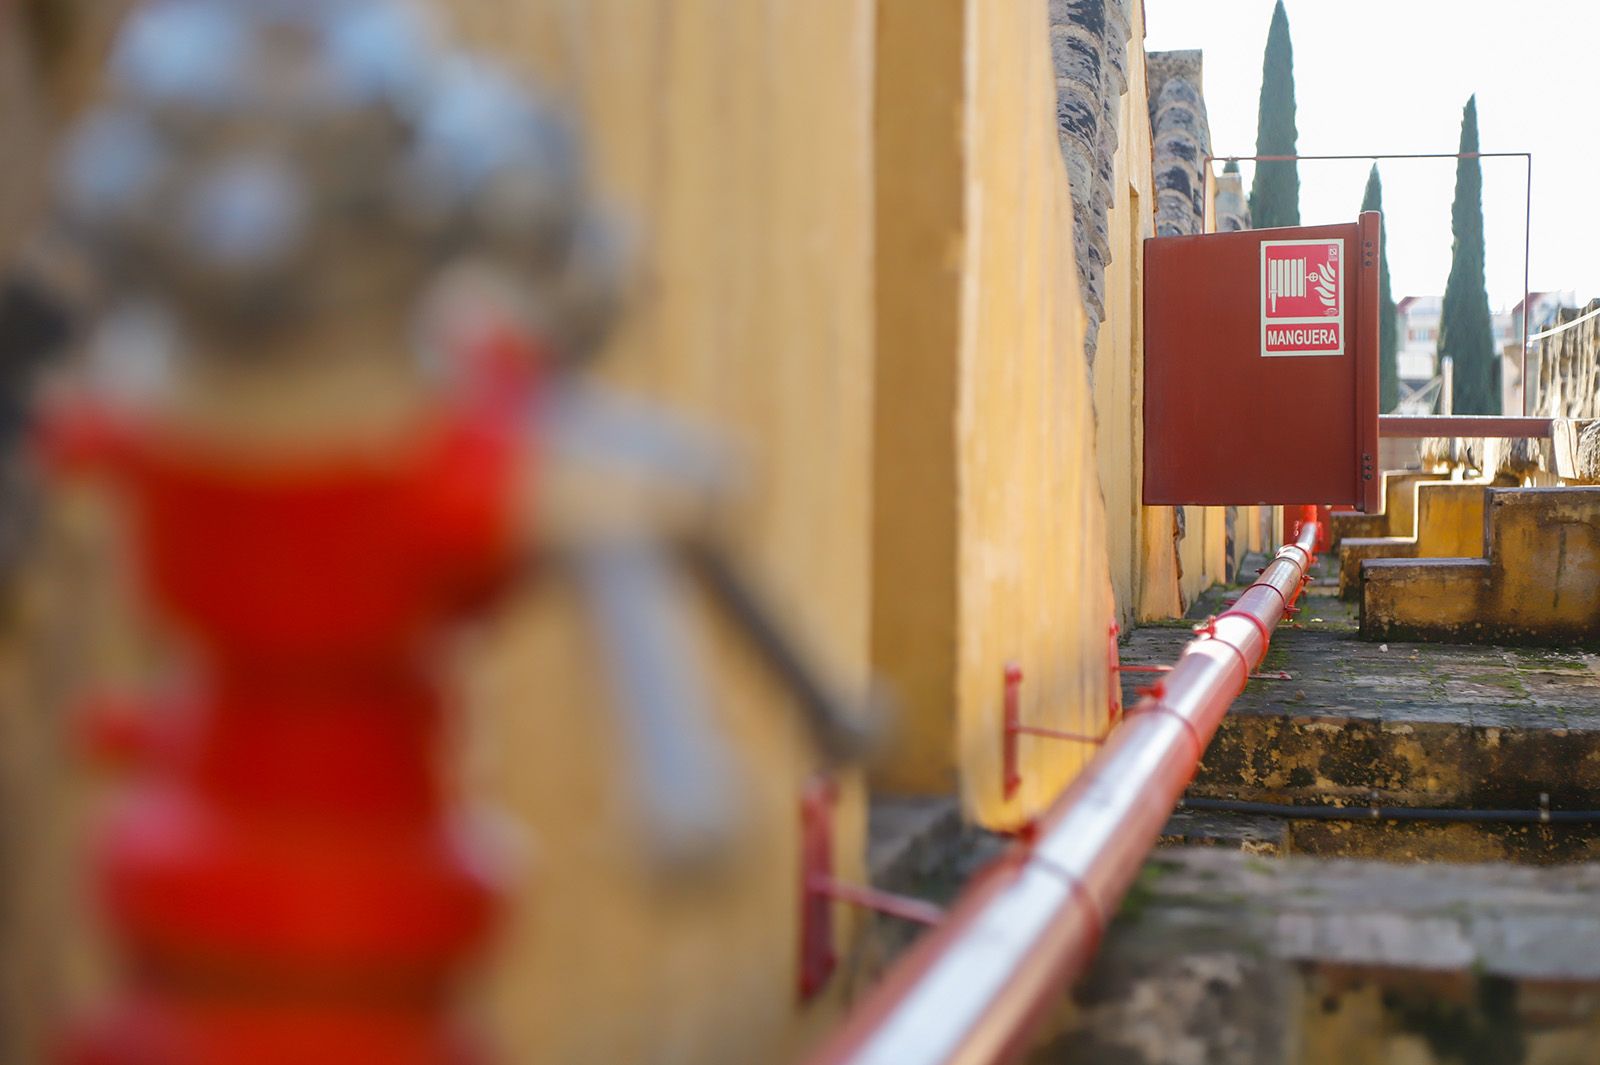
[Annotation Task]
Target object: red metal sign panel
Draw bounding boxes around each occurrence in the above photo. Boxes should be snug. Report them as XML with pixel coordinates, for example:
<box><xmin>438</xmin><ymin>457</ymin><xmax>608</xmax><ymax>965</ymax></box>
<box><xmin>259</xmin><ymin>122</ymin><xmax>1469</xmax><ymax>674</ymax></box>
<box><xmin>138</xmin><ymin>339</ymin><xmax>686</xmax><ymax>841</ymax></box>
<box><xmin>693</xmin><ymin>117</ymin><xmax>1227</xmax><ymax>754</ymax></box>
<box><xmin>1143</xmin><ymin>213</ymin><xmax>1380</xmax><ymax>510</ymax></box>
<box><xmin>1261</xmin><ymin>238</ymin><xmax>1343</xmax><ymax>356</ymax></box>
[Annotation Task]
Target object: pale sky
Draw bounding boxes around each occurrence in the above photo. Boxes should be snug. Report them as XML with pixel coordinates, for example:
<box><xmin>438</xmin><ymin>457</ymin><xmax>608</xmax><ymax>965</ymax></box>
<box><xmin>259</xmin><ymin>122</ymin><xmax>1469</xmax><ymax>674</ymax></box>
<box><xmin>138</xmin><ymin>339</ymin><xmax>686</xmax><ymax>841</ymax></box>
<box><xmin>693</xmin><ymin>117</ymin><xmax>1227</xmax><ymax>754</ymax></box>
<box><xmin>1143</xmin><ymin>0</ymin><xmax>1600</xmax><ymax>312</ymax></box>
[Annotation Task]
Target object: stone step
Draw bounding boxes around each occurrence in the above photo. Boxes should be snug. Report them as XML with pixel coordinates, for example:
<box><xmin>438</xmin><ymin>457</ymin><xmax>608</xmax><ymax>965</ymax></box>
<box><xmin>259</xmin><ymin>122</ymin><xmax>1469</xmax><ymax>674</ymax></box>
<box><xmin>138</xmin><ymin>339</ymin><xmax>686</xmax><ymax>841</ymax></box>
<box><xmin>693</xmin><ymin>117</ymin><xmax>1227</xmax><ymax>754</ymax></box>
<box><xmin>1329</xmin><ymin>469</ymin><xmax>1434</xmax><ymax>543</ymax></box>
<box><xmin>1336</xmin><ymin>478</ymin><xmax>1489</xmax><ymax>598</ymax></box>
<box><xmin>1170</xmin><ymin>798</ymin><xmax>1600</xmax><ymax>865</ymax></box>
<box><xmin>1031</xmin><ymin>848</ymin><xmax>1600</xmax><ymax>1065</ymax></box>
<box><xmin>1361</xmin><ymin>486</ymin><xmax>1600</xmax><ymax>646</ymax></box>
<box><xmin>1159</xmin><ymin>807</ymin><xmax>1286</xmax><ymax>856</ymax></box>
<box><xmin>1123</xmin><ymin>582</ymin><xmax>1600</xmax><ymax>863</ymax></box>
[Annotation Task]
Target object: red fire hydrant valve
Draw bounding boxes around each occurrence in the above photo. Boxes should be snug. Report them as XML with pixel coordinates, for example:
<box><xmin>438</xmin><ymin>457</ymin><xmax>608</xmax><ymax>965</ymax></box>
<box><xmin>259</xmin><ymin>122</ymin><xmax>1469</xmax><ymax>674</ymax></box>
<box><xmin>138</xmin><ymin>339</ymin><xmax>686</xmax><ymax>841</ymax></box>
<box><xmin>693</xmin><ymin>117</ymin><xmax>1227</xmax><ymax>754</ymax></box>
<box><xmin>54</xmin><ymin>405</ymin><xmax>522</xmax><ymax>1065</ymax></box>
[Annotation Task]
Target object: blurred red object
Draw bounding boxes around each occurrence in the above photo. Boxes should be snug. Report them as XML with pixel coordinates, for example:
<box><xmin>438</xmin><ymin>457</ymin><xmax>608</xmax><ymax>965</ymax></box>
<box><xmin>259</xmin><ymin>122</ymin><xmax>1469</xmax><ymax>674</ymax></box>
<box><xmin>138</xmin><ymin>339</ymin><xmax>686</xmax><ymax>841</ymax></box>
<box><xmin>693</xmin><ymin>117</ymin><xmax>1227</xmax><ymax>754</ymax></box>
<box><xmin>45</xmin><ymin>397</ymin><xmax>524</xmax><ymax>1065</ymax></box>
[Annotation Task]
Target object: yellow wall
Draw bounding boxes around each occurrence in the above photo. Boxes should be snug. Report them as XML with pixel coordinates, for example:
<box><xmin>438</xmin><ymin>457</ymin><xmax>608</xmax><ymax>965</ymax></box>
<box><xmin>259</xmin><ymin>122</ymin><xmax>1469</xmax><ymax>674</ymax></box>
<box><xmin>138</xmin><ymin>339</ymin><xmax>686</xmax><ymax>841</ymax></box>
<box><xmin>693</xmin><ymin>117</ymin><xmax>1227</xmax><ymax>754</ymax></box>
<box><xmin>5</xmin><ymin>4</ymin><xmax>1235</xmax><ymax>1062</ymax></box>
<box><xmin>1093</xmin><ymin>25</ymin><xmax>1228</xmax><ymax>624</ymax></box>
<box><xmin>959</xmin><ymin>0</ymin><xmax>1119</xmax><ymax>826</ymax></box>
<box><xmin>870</xmin><ymin>0</ymin><xmax>964</xmax><ymax>796</ymax></box>
<box><xmin>870</xmin><ymin>0</ymin><xmax>1117</xmax><ymax>826</ymax></box>
<box><xmin>1415</xmin><ymin>482</ymin><xmax>1489</xmax><ymax>557</ymax></box>
<box><xmin>1179</xmin><ymin>504</ymin><xmax>1229</xmax><ymax>602</ymax></box>
<box><xmin>1093</xmin><ymin>26</ymin><xmax>1158</xmax><ymax>628</ymax></box>
<box><xmin>1363</xmin><ymin>488</ymin><xmax>1600</xmax><ymax>644</ymax></box>
<box><xmin>0</xmin><ymin>2</ymin><xmax>135</xmax><ymax>266</ymax></box>
<box><xmin>444</xmin><ymin>3</ymin><xmax>876</xmax><ymax>1061</ymax></box>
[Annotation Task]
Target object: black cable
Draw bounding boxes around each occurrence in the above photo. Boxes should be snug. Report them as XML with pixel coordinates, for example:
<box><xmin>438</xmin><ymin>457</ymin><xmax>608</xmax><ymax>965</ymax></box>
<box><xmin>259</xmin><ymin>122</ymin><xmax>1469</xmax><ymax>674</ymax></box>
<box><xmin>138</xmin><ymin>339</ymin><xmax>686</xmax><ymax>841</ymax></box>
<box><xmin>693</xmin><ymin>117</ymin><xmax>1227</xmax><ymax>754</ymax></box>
<box><xmin>1177</xmin><ymin>795</ymin><xmax>1600</xmax><ymax>825</ymax></box>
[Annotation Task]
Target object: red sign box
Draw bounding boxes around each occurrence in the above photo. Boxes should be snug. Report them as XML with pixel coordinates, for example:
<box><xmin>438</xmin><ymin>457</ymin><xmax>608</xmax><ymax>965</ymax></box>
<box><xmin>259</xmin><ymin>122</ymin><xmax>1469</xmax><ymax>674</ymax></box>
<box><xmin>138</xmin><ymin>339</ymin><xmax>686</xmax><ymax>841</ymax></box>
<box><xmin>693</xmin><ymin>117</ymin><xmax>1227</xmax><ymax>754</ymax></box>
<box><xmin>1142</xmin><ymin>214</ymin><xmax>1380</xmax><ymax>510</ymax></box>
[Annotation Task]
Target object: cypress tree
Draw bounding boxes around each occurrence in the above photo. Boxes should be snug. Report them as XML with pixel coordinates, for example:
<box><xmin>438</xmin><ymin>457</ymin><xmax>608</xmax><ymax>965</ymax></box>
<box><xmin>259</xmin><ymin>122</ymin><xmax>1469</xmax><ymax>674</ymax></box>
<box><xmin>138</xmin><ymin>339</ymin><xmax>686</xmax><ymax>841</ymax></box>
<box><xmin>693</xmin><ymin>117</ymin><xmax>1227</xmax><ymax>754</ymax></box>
<box><xmin>1249</xmin><ymin>1</ymin><xmax>1299</xmax><ymax>228</ymax></box>
<box><xmin>1361</xmin><ymin>165</ymin><xmax>1400</xmax><ymax>411</ymax></box>
<box><xmin>1438</xmin><ymin>96</ymin><xmax>1498</xmax><ymax>414</ymax></box>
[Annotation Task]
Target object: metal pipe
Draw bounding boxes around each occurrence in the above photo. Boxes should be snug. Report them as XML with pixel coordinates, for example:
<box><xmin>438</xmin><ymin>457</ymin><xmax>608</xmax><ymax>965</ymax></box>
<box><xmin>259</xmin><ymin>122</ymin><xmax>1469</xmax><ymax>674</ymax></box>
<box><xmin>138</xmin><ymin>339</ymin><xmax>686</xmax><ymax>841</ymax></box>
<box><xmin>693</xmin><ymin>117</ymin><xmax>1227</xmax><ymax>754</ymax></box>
<box><xmin>1378</xmin><ymin>414</ymin><xmax>1551</xmax><ymax>438</ymax></box>
<box><xmin>804</xmin><ymin>524</ymin><xmax>1321</xmax><ymax>1065</ymax></box>
<box><xmin>1522</xmin><ymin>152</ymin><xmax>1533</xmax><ymax>416</ymax></box>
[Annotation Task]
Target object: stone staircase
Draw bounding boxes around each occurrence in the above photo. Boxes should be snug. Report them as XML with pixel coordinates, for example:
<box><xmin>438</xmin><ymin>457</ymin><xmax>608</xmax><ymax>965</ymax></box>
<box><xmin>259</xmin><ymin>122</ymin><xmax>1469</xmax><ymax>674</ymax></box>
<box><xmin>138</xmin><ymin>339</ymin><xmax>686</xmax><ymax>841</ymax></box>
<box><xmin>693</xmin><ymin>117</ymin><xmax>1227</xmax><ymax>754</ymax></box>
<box><xmin>1046</xmin><ymin>565</ymin><xmax>1600</xmax><ymax>1063</ymax></box>
<box><xmin>874</xmin><ymin>556</ymin><xmax>1600</xmax><ymax>1065</ymax></box>
<box><xmin>1327</xmin><ymin>469</ymin><xmax>1435</xmax><ymax>542</ymax></box>
<box><xmin>1120</xmin><ymin>577</ymin><xmax>1600</xmax><ymax>864</ymax></box>
<box><xmin>1361</xmin><ymin>486</ymin><xmax>1600</xmax><ymax>647</ymax></box>
<box><xmin>1336</xmin><ymin>478</ymin><xmax>1489</xmax><ymax>598</ymax></box>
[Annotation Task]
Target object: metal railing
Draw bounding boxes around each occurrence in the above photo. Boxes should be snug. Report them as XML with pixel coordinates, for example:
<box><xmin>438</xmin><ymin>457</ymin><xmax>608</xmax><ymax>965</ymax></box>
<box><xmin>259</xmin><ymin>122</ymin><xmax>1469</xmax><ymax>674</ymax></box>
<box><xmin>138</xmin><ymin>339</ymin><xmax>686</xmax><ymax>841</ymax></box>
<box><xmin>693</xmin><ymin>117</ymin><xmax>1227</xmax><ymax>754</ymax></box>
<box><xmin>1378</xmin><ymin>414</ymin><xmax>1552</xmax><ymax>439</ymax></box>
<box><xmin>1528</xmin><ymin>303</ymin><xmax>1600</xmax><ymax>342</ymax></box>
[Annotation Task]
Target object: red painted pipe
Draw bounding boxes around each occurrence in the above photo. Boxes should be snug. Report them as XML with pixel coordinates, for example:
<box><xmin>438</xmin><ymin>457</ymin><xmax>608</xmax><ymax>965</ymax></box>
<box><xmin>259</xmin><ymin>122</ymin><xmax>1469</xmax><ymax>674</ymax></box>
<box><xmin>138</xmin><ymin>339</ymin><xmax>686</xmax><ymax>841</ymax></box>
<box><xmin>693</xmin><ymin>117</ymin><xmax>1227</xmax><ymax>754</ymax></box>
<box><xmin>803</xmin><ymin>523</ymin><xmax>1320</xmax><ymax>1065</ymax></box>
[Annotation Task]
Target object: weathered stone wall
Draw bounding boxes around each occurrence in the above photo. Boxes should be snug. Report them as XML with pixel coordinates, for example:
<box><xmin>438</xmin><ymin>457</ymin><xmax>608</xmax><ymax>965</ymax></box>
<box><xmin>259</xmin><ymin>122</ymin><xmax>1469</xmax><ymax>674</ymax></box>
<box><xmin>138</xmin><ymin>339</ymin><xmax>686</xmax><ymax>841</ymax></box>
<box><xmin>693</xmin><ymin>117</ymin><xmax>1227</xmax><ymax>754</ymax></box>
<box><xmin>1053</xmin><ymin>20</ymin><xmax>1233</xmax><ymax>625</ymax></box>
<box><xmin>1051</xmin><ymin>0</ymin><xmax>1133</xmax><ymax>362</ymax></box>
<box><xmin>1532</xmin><ymin>300</ymin><xmax>1600</xmax><ymax>421</ymax></box>
<box><xmin>1080</xmin><ymin>7</ymin><xmax>1162</xmax><ymax>628</ymax></box>
<box><xmin>1145</xmin><ymin>50</ymin><xmax>1210</xmax><ymax>238</ymax></box>
<box><xmin>1416</xmin><ymin>300</ymin><xmax>1600</xmax><ymax>485</ymax></box>
<box><xmin>1531</xmin><ymin>300</ymin><xmax>1600</xmax><ymax>481</ymax></box>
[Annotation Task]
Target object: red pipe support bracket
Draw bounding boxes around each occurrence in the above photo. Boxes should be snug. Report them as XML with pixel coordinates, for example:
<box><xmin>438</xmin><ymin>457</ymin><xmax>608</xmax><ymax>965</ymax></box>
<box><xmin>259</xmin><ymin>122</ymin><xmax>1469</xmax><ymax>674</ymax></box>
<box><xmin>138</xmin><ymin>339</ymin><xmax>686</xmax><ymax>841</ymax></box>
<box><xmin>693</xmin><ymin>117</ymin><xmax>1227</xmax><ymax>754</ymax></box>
<box><xmin>1012</xmin><ymin>725</ymin><xmax>1108</xmax><ymax>746</ymax></box>
<box><xmin>807</xmin><ymin>878</ymin><xmax>945</xmax><ymax>928</ymax></box>
<box><xmin>1002</xmin><ymin>662</ymin><xmax>1111</xmax><ymax>802</ymax></box>
<box><xmin>804</xmin><ymin>522</ymin><xmax>1321</xmax><ymax>1065</ymax></box>
<box><xmin>800</xmin><ymin>773</ymin><xmax>945</xmax><ymax>1000</ymax></box>
<box><xmin>799</xmin><ymin>774</ymin><xmax>841</xmax><ymax>999</ymax></box>
<box><xmin>1106</xmin><ymin>623</ymin><xmax>1122</xmax><ymax>726</ymax></box>
<box><xmin>1001</xmin><ymin>663</ymin><xmax>1024</xmax><ymax>801</ymax></box>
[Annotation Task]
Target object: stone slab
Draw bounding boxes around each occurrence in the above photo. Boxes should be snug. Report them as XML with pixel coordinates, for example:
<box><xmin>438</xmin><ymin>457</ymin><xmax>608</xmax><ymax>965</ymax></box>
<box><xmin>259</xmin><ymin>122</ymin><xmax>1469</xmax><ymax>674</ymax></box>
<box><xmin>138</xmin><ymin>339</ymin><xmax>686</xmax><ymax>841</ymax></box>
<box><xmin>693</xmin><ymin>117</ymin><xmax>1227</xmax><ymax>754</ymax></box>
<box><xmin>1160</xmin><ymin>808</ymin><xmax>1287</xmax><ymax>855</ymax></box>
<box><xmin>1030</xmin><ymin>848</ymin><xmax>1600</xmax><ymax>1065</ymax></box>
<box><xmin>1120</xmin><ymin>562</ymin><xmax>1600</xmax><ymax>860</ymax></box>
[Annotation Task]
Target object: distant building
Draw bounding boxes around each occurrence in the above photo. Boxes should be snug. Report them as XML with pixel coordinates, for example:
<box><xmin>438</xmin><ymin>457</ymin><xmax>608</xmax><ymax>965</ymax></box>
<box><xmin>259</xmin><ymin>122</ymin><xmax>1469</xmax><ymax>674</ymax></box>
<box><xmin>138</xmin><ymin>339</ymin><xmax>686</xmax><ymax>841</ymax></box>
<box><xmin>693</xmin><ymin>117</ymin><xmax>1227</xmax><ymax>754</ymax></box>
<box><xmin>1510</xmin><ymin>291</ymin><xmax>1575</xmax><ymax>340</ymax></box>
<box><xmin>1394</xmin><ymin>295</ymin><xmax>1441</xmax><ymax>413</ymax></box>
